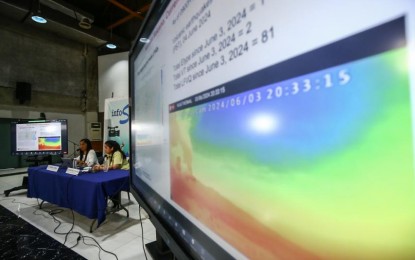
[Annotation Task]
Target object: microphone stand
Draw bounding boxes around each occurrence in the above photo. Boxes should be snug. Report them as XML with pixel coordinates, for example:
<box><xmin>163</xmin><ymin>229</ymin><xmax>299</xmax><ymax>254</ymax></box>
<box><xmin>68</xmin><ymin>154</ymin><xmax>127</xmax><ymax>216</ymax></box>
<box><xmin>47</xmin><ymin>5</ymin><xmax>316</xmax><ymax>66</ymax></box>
<box><xmin>68</xmin><ymin>140</ymin><xmax>79</xmax><ymax>158</ymax></box>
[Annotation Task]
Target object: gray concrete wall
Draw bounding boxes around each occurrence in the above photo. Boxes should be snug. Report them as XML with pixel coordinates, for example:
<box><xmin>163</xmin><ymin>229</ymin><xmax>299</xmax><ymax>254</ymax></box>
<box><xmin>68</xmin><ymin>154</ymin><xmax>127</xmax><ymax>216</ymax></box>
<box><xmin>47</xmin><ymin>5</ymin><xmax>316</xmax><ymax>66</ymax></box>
<box><xmin>0</xmin><ymin>16</ymin><xmax>100</xmax><ymax>169</ymax></box>
<box><xmin>0</xmin><ymin>16</ymin><xmax>98</xmax><ymax>113</ymax></box>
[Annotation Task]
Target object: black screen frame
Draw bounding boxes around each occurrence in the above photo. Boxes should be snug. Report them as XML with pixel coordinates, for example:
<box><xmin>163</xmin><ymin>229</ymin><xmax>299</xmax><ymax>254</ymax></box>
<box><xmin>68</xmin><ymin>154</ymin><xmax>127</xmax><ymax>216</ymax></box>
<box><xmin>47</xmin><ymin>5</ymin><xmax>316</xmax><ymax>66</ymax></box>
<box><xmin>129</xmin><ymin>0</ymin><xmax>192</xmax><ymax>259</ymax></box>
<box><xmin>10</xmin><ymin>119</ymin><xmax>68</xmax><ymax>156</ymax></box>
<box><xmin>129</xmin><ymin>1</ymin><xmax>234</xmax><ymax>259</ymax></box>
<box><xmin>129</xmin><ymin>1</ymin><xmax>409</xmax><ymax>259</ymax></box>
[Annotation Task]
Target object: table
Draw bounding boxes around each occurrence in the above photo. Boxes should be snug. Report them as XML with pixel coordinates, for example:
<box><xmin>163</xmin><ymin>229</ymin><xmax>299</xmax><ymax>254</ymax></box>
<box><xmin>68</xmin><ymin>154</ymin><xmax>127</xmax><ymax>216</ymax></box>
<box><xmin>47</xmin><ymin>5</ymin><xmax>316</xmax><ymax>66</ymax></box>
<box><xmin>27</xmin><ymin>165</ymin><xmax>130</xmax><ymax>229</ymax></box>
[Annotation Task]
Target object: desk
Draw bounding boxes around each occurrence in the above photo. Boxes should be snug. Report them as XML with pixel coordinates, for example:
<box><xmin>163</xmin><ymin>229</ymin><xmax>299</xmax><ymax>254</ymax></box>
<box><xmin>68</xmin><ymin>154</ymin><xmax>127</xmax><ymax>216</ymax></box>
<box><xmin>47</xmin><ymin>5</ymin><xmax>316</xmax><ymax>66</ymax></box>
<box><xmin>27</xmin><ymin>165</ymin><xmax>129</xmax><ymax>228</ymax></box>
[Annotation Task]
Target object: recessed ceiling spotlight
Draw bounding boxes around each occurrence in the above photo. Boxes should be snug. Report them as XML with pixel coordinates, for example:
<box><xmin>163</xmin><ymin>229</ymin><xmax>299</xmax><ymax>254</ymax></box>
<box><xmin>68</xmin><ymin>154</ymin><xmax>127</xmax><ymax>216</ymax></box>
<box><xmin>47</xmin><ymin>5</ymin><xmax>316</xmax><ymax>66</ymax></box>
<box><xmin>31</xmin><ymin>0</ymin><xmax>47</xmax><ymax>24</ymax></box>
<box><xmin>31</xmin><ymin>15</ymin><xmax>47</xmax><ymax>24</ymax></box>
<box><xmin>106</xmin><ymin>43</ymin><xmax>117</xmax><ymax>49</ymax></box>
<box><xmin>139</xmin><ymin>38</ymin><xmax>150</xmax><ymax>43</ymax></box>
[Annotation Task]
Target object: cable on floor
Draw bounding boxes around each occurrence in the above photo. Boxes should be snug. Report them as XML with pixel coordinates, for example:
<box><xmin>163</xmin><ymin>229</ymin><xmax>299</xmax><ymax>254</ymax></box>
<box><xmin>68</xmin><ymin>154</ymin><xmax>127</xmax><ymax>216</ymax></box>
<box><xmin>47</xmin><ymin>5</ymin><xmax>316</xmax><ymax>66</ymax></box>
<box><xmin>1</xmin><ymin>193</ymin><xmax>120</xmax><ymax>259</ymax></box>
<box><xmin>33</xmin><ymin>202</ymin><xmax>119</xmax><ymax>260</ymax></box>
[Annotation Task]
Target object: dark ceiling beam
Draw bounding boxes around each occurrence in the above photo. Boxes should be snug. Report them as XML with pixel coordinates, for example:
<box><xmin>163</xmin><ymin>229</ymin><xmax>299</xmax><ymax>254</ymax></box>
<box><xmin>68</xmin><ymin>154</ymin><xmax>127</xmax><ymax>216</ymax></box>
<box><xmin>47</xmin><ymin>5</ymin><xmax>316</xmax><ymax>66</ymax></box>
<box><xmin>135</xmin><ymin>2</ymin><xmax>151</xmax><ymax>15</ymax></box>
<box><xmin>0</xmin><ymin>0</ymin><xmax>31</xmax><ymax>13</ymax></box>
<box><xmin>106</xmin><ymin>3</ymin><xmax>151</xmax><ymax>30</ymax></box>
<box><xmin>107</xmin><ymin>12</ymin><xmax>136</xmax><ymax>30</ymax></box>
<box><xmin>107</xmin><ymin>0</ymin><xmax>143</xmax><ymax>18</ymax></box>
<box><xmin>0</xmin><ymin>0</ymin><xmax>130</xmax><ymax>50</ymax></box>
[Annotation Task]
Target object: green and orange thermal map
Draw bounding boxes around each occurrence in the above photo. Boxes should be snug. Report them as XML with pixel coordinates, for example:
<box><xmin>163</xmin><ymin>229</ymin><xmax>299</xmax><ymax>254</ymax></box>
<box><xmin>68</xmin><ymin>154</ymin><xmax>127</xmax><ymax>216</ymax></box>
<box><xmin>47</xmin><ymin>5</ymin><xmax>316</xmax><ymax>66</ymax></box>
<box><xmin>170</xmin><ymin>46</ymin><xmax>415</xmax><ymax>259</ymax></box>
<box><xmin>38</xmin><ymin>137</ymin><xmax>61</xmax><ymax>150</ymax></box>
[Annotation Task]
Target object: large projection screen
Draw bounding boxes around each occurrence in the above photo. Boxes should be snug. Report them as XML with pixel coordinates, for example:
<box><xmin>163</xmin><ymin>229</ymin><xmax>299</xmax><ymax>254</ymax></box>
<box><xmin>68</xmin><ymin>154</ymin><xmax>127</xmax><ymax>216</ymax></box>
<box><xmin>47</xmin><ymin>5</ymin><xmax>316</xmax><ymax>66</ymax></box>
<box><xmin>130</xmin><ymin>1</ymin><xmax>415</xmax><ymax>259</ymax></box>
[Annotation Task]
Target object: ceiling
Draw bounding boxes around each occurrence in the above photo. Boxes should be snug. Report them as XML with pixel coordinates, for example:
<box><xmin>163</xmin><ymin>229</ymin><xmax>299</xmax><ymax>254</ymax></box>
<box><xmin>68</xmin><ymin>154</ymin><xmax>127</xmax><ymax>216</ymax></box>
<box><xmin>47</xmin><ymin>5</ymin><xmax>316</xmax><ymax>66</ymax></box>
<box><xmin>0</xmin><ymin>0</ymin><xmax>152</xmax><ymax>54</ymax></box>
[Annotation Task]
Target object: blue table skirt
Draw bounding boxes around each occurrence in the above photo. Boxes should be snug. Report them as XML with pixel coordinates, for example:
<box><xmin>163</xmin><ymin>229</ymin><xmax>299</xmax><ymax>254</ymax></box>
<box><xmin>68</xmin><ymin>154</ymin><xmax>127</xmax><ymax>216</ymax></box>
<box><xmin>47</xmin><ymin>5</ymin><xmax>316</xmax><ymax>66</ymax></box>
<box><xmin>27</xmin><ymin>165</ymin><xmax>129</xmax><ymax>226</ymax></box>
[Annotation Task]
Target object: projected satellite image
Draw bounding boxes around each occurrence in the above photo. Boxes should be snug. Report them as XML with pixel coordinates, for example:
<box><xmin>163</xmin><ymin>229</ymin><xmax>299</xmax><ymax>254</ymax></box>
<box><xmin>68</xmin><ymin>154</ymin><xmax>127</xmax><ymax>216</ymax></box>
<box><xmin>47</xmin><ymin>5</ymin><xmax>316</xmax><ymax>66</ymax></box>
<box><xmin>38</xmin><ymin>136</ymin><xmax>61</xmax><ymax>150</ymax></box>
<box><xmin>170</xmin><ymin>45</ymin><xmax>415</xmax><ymax>259</ymax></box>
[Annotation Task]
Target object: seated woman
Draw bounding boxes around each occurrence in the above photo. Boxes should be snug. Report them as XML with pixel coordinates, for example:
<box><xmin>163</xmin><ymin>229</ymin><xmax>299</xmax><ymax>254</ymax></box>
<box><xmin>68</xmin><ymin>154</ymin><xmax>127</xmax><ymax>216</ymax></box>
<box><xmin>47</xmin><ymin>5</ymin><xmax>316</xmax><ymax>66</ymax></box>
<box><xmin>94</xmin><ymin>140</ymin><xmax>129</xmax><ymax>171</ymax></box>
<box><xmin>93</xmin><ymin>140</ymin><xmax>129</xmax><ymax>209</ymax></box>
<box><xmin>75</xmin><ymin>138</ymin><xmax>98</xmax><ymax>167</ymax></box>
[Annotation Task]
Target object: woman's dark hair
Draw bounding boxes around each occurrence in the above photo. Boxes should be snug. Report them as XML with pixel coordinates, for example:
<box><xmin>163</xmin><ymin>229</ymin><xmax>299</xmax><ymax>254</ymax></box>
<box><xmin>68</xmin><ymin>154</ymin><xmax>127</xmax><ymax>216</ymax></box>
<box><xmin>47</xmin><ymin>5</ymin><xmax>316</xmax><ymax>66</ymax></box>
<box><xmin>79</xmin><ymin>138</ymin><xmax>92</xmax><ymax>162</ymax></box>
<box><xmin>105</xmin><ymin>140</ymin><xmax>126</xmax><ymax>163</ymax></box>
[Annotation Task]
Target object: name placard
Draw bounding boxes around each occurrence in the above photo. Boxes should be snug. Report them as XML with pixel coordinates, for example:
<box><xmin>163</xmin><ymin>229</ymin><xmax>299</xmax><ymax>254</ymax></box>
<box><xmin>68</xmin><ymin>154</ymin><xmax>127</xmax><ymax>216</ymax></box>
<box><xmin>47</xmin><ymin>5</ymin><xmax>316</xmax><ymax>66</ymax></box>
<box><xmin>66</xmin><ymin>168</ymin><xmax>80</xmax><ymax>176</ymax></box>
<box><xmin>46</xmin><ymin>165</ymin><xmax>59</xmax><ymax>172</ymax></box>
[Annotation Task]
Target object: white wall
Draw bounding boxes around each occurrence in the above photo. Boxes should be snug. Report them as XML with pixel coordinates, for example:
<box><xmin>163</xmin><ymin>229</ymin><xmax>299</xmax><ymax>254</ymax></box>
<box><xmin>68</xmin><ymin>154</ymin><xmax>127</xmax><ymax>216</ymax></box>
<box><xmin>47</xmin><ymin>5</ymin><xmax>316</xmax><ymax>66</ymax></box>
<box><xmin>98</xmin><ymin>52</ymin><xmax>129</xmax><ymax>112</ymax></box>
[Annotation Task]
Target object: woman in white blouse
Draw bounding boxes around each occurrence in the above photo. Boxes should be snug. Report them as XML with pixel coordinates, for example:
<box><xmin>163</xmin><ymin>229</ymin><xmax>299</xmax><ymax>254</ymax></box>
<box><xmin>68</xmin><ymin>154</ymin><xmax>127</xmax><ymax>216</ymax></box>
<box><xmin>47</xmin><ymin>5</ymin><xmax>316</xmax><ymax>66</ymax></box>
<box><xmin>75</xmin><ymin>138</ymin><xmax>98</xmax><ymax>167</ymax></box>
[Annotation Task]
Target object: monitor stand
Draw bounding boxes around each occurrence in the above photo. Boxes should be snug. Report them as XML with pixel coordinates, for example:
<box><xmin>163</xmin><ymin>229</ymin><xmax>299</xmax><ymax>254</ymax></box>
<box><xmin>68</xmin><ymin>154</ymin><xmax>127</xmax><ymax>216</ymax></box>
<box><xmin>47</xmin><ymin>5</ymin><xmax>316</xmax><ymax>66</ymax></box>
<box><xmin>4</xmin><ymin>176</ymin><xmax>28</xmax><ymax>197</ymax></box>
<box><xmin>145</xmin><ymin>232</ymin><xmax>174</xmax><ymax>260</ymax></box>
<box><xmin>4</xmin><ymin>155</ymin><xmax>52</xmax><ymax>197</ymax></box>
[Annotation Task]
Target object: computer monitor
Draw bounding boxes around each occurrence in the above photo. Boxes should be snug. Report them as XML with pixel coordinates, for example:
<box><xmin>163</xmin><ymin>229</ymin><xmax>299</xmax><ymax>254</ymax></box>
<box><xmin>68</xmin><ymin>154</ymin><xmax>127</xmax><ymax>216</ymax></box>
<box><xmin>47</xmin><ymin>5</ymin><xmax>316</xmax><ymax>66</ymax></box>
<box><xmin>129</xmin><ymin>1</ymin><xmax>415</xmax><ymax>259</ymax></box>
<box><xmin>10</xmin><ymin>119</ymin><xmax>69</xmax><ymax>156</ymax></box>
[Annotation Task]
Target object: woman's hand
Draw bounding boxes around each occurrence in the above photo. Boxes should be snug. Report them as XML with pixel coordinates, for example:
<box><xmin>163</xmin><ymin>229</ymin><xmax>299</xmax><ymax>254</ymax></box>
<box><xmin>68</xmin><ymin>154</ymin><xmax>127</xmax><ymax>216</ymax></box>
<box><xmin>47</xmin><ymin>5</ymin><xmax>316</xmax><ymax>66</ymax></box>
<box><xmin>92</xmin><ymin>163</ymin><xmax>114</xmax><ymax>172</ymax></box>
<box><xmin>93</xmin><ymin>164</ymin><xmax>102</xmax><ymax>171</ymax></box>
<box><xmin>77</xmin><ymin>160</ymin><xmax>86</xmax><ymax>167</ymax></box>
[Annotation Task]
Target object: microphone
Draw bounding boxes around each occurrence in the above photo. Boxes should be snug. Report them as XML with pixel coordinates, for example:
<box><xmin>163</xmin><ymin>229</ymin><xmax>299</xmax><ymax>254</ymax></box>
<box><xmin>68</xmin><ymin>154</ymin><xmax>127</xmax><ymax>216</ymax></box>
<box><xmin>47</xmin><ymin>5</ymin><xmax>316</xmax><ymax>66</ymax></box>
<box><xmin>68</xmin><ymin>140</ymin><xmax>79</xmax><ymax>146</ymax></box>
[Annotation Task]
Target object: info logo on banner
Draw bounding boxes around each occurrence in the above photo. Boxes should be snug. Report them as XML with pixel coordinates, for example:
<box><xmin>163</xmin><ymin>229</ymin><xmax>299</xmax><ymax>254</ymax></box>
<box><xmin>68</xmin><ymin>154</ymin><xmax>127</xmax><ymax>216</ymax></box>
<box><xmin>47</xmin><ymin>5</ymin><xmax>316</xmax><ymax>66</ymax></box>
<box><xmin>104</xmin><ymin>97</ymin><xmax>130</xmax><ymax>157</ymax></box>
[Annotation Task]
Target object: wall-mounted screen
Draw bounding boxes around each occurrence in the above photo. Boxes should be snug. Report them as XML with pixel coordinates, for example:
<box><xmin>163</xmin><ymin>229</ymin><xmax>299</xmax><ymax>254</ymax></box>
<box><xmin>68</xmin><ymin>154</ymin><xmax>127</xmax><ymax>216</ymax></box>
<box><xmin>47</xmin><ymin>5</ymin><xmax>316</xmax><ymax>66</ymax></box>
<box><xmin>130</xmin><ymin>1</ymin><xmax>415</xmax><ymax>259</ymax></box>
<box><xmin>10</xmin><ymin>119</ymin><xmax>68</xmax><ymax>156</ymax></box>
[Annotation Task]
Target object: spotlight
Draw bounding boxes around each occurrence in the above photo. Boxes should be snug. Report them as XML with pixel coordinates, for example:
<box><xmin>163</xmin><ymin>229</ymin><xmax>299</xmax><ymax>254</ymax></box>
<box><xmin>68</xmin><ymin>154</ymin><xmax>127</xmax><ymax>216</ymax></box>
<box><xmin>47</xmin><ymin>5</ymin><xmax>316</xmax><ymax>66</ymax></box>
<box><xmin>106</xmin><ymin>43</ymin><xmax>117</xmax><ymax>49</ymax></box>
<box><xmin>31</xmin><ymin>15</ymin><xmax>47</xmax><ymax>24</ymax></box>
<box><xmin>31</xmin><ymin>0</ymin><xmax>47</xmax><ymax>24</ymax></box>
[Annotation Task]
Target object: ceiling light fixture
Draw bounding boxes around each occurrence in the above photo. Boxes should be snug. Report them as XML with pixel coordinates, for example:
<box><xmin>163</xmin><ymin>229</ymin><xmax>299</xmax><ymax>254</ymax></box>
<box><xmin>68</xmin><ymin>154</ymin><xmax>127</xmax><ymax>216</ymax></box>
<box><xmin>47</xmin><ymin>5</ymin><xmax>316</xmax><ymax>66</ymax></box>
<box><xmin>105</xmin><ymin>27</ymin><xmax>117</xmax><ymax>49</ymax></box>
<box><xmin>139</xmin><ymin>38</ymin><xmax>150</xmax><ymax>43</ymax></box>
<box><xmin>31</xmin><ymin>0</ymin><xmax>47</xmax><ymax>24</ymax></box>
<box><xmin>106</xmin><ymin>43</ymin><xmax>117</xmax><ymax>49</ymax></box>
<box><xmin>31</xmin><ymin>15</ymin><xmax>47</xmax><ymax>24</ymax></box>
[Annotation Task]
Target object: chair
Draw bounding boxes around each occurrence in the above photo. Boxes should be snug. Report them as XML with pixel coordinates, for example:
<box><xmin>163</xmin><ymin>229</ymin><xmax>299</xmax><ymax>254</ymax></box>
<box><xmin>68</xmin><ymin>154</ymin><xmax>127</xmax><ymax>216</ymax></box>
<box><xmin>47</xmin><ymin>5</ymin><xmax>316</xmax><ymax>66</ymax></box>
<box><xmin>97</xmin><ymin>156</ymin><xmax>105</xmax><ymax>165</ymax></box>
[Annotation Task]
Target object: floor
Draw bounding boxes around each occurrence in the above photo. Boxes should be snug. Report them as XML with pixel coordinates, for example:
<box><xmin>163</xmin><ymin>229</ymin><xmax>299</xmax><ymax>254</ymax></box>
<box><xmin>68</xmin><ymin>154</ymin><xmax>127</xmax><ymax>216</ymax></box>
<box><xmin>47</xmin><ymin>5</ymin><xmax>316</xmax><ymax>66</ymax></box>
<box><xmin>0</xmin><ymin>170</ymin><xmax>156</xmax><ymax>260</ymax></box>
<box><xmin>0</xmin><ymin>203</ymin><xmax>85</xmax><ymax>259</ymax></box>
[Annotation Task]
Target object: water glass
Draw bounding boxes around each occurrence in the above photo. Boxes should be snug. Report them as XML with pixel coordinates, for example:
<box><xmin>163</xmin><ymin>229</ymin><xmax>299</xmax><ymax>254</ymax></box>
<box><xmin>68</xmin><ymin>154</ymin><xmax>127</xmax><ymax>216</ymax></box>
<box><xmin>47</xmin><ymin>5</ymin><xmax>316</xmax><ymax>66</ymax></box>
<box><xmin>73</xmin><ymin>159</ymin><xmax>77</xmax><ymax>169</ymax></box>
<box><xmin>103</xmin><ymin>160</ymin><xmax>109</xmax><ymax>172</ymax></box>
